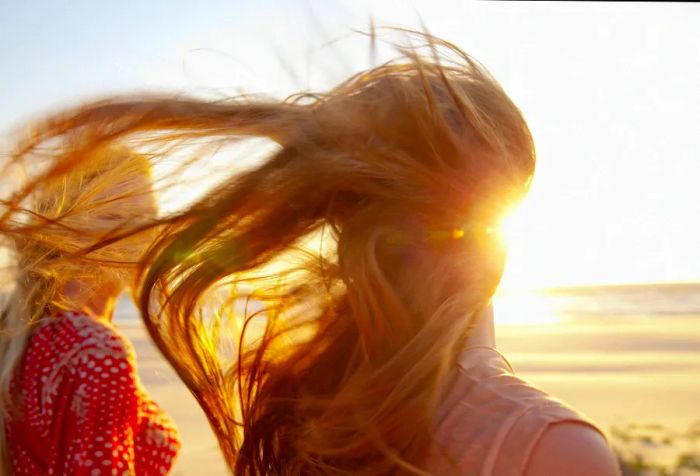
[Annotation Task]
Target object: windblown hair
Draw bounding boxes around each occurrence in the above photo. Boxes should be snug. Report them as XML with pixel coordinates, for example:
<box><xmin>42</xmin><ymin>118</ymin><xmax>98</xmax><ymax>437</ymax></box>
<box><xmin>0</xmin><ymin>31</ymin><xmax>535</xmax><ymax>474</ymax></box>
<box><xmin>0</xmin><ymin>145</ymin><xmax>153</xmax><ymax>472</ymax></box>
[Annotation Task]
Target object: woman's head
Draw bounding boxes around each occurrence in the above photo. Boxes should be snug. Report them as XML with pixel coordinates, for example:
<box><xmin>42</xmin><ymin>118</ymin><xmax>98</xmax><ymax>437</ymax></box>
<box><xmin>0</xmin><ymin>30</ymin><xmax>534</xmax><ymax>474</ymax></box>
<box><xmin>0</xmin><ymin>144</ymin><xmax>156</xmax><ymax>454</ymax></box>
<box><xmin>13</xmin><ymin>144</ymin><xmax>157</xmax><ymax>312</ymax></box>
<box><xmin>0</xmin><ymin>142</ymin><xmax>157</xmax><ymax>473</ymax></box>
<box><xmin>299</xmin><ymin>48</ymin><xmax>534</xmax><ymax>327</ymax></box>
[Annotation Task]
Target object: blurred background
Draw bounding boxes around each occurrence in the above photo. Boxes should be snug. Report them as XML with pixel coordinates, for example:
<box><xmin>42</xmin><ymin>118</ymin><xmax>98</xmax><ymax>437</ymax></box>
<box><xmin>2</xmin><ymin>1</ymin><xmax>699</xmax><ymax>474</ymax></box>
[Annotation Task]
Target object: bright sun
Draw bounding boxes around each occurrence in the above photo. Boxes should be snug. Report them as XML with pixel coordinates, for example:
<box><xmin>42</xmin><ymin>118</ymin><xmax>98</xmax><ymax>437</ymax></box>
<box><xmin>492</xmin><ymin>291</ymin><xmax>561</xmax><ymax>326</ymax></box>
<box><xmin>495</xmin><ymin>192</ymin><xmax>565</xmax><ymax>292</ymax></box>
<box><xmin>491</xmin><ymin>204</ymin><xmax>566</xmax><ymax>325</ymax></box>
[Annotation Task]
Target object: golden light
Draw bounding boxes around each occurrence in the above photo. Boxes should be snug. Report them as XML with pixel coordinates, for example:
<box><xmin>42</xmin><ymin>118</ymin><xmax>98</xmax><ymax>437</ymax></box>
<box><xmin>498</xmin><ymin>207</ymin><xmax>521</xmax><ymax>247</ymax></box>
<box><xmin>492</xmin><ymin>291</ymin><xmax>562</xmax><ymax>326</ymax></box>
<box><xmin>494</xmin><ymin>191</ymin><xmax>564</xmax><ymax>291</ymax></box>
<box><xmin>491</xmin><ymin>199</ymin><xmax>566</xmax><ymax>325</ymax></box>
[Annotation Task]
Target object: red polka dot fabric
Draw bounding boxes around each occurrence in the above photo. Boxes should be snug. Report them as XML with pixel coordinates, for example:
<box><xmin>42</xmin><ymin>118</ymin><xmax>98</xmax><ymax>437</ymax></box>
<box><xmin>6</xmin><ymin>311</ymin><xmax>181</xmax><ymax>475</ymax></box>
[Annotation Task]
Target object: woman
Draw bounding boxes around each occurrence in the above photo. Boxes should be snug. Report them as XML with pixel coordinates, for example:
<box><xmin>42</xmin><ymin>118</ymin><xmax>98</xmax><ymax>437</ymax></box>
<box><xmin>0</xmin><ymin>145</ymin><xmax>181</xmax><ymax>475</ymax></box>
<box><xmin>2</xmin><ymin>31</ymin><xmax>619</xmax><ymax>475</ymax></box>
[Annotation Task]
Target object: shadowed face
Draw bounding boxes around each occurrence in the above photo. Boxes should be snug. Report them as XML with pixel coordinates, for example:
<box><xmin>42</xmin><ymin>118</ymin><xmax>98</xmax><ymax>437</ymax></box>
<box><xmin>35</xmin><ymin>162</ymin><xmax>159</xmax><ymax>317</ymax></box>
<box><xmin>90</xmin><ymin>171</ymin><xmax>158</xmax><ymax>233</ymax></box>
<box><xmin>78</xmin><ymin>166</ymin><xmax>159</xmax><ymax>290</ymax></box>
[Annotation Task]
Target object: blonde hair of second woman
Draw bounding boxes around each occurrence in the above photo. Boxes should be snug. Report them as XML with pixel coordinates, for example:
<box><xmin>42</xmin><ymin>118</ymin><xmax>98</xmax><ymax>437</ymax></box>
<box><xmin>0</xmin><ymin>144</ymin><xmax>155</xmax><ymax>473</ymax></box>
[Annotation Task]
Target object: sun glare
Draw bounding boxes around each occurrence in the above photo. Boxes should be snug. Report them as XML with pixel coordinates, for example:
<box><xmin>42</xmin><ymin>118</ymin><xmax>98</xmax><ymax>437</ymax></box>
<box><xmin>498</xmin><ymin>208</ymin><xmax>520</xmax><ymax>246</ymax></box>
<box><xmin>495</xmin><ymin>192</ymin><xmax>565</xmax><ymax>291</ymax></box>
<box><xmin>492</xmin><ymin>291</ymin><xmax>562</xmax><ymax>326</ymax></box>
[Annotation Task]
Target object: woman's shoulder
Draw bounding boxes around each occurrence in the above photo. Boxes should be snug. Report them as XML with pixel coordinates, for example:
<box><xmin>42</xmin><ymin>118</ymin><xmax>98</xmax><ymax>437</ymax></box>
<box><xmin>524</xmin><ymin>422</ymin><xmax>620</xmax><ymax>476</ymax></box>
<box><xmin>16</xmin><ymin>311</ymin><xmax>140</xmax><ymax>431</ymax></box>
<box><xmin>30</xmin><ymin>310</ymin><xmax>137</xmax><ymax>376</ymax></box>
<box><xmin>453</xmin><ymin>347</ymin><xmax>582</xmax><ymax>409</ymax></box>
<box><xmin>452</xmin><ymin>346</ymin><xmax>605</xmax><ymax>434</ymax></box>
<box><xmin>36</xmin><ymin>310</ymin><xmax>133</xmax><ymax>351</ymax></box>
<box><xmin>431</xmin><ymin>347</ymin><xmax>618</xmax><ymax>475</ymax></box>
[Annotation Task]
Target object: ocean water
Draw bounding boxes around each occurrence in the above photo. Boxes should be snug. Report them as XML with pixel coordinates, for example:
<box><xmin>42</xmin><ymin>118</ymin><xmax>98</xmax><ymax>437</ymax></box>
<box><xmin>495</xmin><ymin>282</ymin><xmax>700</xmax><ymax>322</ymax></box>
<box><xmin>494</xmin><ymin>283</ymin><xmax>700</xmax><ymax>355</ymax></box>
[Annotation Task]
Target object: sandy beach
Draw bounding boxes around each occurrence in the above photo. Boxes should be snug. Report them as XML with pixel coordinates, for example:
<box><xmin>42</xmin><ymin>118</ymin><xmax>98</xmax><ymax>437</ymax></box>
<box><xmin>117</xmin><ymin>289</ymin><xmax>700</xmax><ymax>475</ymax></box>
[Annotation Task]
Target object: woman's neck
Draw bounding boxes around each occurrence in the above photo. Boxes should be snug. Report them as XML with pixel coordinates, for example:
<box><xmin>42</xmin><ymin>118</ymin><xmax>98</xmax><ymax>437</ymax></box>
<box><xmin>61</xmin><ymin>279</ymin><xmax>122</xmax><ymax>322</ymax></box>
<box><xmin>82</xmin><ymin>293</ymin><xmax>118</xmax><ymax>321</ymax></box>
<box><xmin>465</xmin><ymin>302</ymin><xmax>496</xmax><ymax>349</ymax></box>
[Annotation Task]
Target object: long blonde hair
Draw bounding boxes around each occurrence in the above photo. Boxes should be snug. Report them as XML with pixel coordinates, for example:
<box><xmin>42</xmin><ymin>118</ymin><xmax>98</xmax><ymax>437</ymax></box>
<box><xmin>1</xmin><ymin>31</ymin><xmax>535</xmax><ymax>474</ymax></box>
<box><xmin>0</xmin><ymin>144</ymin><xmax>153</xmax><ymax>472</ymax></box>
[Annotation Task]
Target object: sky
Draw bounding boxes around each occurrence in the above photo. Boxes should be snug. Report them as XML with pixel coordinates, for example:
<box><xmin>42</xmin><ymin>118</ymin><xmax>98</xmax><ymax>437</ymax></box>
<box><xmin>1</xmin><ymin>0</ymin><xmax>699</xmax><ymax>289</ymax></box>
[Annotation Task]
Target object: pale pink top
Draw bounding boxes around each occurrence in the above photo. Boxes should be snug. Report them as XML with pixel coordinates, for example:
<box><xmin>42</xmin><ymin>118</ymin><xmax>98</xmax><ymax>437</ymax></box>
<box><xmin>427</xmin><ymin>347</ymin><xmax>607</xmax><ymax>476</ymax></box>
